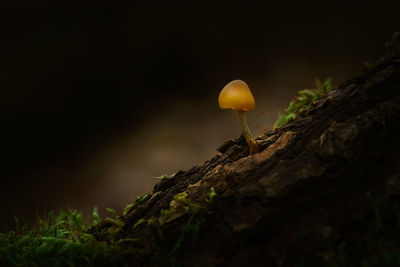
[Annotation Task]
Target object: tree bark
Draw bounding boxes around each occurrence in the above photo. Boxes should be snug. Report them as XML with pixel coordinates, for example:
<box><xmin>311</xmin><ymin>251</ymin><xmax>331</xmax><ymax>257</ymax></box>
<box><xmin>90</xmin><ymin>57</ymin><xmax>400</xmax><ymax>266</ymax></box>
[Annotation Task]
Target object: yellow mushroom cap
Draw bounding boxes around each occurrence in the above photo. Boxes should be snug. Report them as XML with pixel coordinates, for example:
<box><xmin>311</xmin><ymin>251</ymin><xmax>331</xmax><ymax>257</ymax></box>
<box><xmin>218</xmin><ymin>80</ymin><xmax>255</xmax><ymax>111</ymax></box>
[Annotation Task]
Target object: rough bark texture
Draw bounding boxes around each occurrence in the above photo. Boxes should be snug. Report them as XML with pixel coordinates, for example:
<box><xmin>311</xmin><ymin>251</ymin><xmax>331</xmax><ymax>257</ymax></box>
<box><xmin>90</xmin><ymin>58</ymin><xmax>400</xmax><ymax>266</ymax></box>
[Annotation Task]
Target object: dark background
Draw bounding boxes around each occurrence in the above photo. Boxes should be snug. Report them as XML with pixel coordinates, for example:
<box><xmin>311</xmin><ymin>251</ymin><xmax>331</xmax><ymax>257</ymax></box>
<box><xmin>1</xmin><ymin>2</ymin><xmax>399</xmax><ymax>230</ymax></box>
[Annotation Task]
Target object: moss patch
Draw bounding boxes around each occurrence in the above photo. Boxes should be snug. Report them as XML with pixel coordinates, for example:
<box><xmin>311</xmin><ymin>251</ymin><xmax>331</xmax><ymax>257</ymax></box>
<box><xmin>274</xmin><ymin>78</ymin><xmax>332</xmax><ymax>128</ymax></box>
<box><xmin>0</xmin><ymin>208</ymin><xmax>138</xmax><ymax>266</ymax></box>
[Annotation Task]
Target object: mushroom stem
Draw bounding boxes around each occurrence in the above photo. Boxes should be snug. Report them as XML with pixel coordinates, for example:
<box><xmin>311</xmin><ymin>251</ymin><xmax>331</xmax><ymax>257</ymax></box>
<box><xmin>235</xmin><ymin>110</ymin><xmax>259</xmax><ymax>154</ymax></box>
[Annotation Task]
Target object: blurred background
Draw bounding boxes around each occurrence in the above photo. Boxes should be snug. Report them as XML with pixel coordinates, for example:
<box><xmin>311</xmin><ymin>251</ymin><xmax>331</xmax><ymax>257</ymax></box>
<box><xmin>1</xmin><ymin>2</ymin><xmax>400</xmax><ymax>230</ymax></box>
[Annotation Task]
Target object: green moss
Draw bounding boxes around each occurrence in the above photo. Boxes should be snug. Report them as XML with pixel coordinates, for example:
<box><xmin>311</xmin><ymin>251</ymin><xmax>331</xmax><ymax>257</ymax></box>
<box><xmin>160</xmin><ymin>208</ymin><xmax>173</xmax><ymax>220</ymax></box>
<box><xmin>147</xmin><ymin>217</ymin><xmax>164</xmax><ymax>241</ymax></box>
<box><xmin>132</xmin><ymin>218</ymin><xmax>147</xmax><ymax>229</ymax></box>
<box><xmin>274</xmin><ymin>78</ymin><xmax>332</xmax><ymax>129</ymax></box>
<box><xmin>122</xmin><ymin>193</ymin><xmax>150</xmax><ymax>217</ymax></box>
<box><xmin>1</xmin><ymin>186</ymin><xmax>216</xmax><ymax>266</ymax></box>
<box><xmin>104</xmin><ymin>217</ymin><xmax>124</xmax><ymax>243</ymax></box>
<box><xmin>137</xmin><ymin>193</ymin><xmax>150</xmax><ymax>204</ymax></box>
<box><xmin>173</xmin><ymin>192</ymin><xmax>188</xmax><ymax>202</ymax></box>
<box><xmin>106</xmin><ymin>207</ymin><xmax>119</xmax><ymax>217</ymax></box>
<box><xmin>383</xmin><ymin>31</ymin><xmax>400</xmax><ymax>60</ymax></box>
<box><xmin>206</xmin><ymin>187</ymin><xmax>217</xmax><ymax>204</ymax></box>
<box><xmin>154</xmin><ymin>174</ymin><xmax>168</xmax><ymax>180</ymax></box>
<box><xmin>173</xmin><ymin>192</ymin><xmax>202</xmax><ymax>214</ymax></box>
<box><xmin>123</xmin><ymin>203</ymin><xmax>135</xmax><ymax>216</ymax></box>
<box><xmin>170</xmin><ymin>188</ymin><xmax>217</xmax><ymax>255</ymax></box>
<box><xmin>0</xmin><ymin>208</ymin><xmax>137</xmax><ymax>266</ymax></box>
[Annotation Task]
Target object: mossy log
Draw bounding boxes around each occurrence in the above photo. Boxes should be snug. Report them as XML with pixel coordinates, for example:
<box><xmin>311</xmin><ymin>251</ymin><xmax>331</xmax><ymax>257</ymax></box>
<box><xmin>90</xmin><ymin>57</ymin><xmax>400</xmax><ymax>266</ymax></box>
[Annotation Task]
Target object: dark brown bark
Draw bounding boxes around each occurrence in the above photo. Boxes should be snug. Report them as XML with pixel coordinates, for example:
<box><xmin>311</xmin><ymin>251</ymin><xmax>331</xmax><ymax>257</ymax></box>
<box><xmin>90</xmin><ymin>57</ymin><xmax>400</xmax><ymax>266</ymax></box>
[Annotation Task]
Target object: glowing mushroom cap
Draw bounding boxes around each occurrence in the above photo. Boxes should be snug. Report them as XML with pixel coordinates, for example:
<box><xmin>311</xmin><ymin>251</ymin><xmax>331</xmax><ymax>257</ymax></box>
<box><xmin>218</xmin><ymin>80</ymin><xmax>255</xmax><ymax>111</ymax></box>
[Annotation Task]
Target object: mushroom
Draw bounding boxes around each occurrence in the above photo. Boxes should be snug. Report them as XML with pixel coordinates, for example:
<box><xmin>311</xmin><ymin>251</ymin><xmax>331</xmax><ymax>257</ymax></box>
<box><xmin>218</xmin><ymin>80</ymin><xmax>259</xmax><ymax>154</ymax></box>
